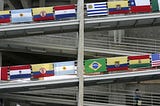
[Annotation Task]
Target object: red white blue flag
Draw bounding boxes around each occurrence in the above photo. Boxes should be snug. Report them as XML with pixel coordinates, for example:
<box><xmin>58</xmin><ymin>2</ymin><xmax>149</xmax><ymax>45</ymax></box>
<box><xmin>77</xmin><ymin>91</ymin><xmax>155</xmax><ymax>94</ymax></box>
<box><xmin>151</xmin><ymin>53</ymin><xmax>160</xmax><ymax>67</ymax></box>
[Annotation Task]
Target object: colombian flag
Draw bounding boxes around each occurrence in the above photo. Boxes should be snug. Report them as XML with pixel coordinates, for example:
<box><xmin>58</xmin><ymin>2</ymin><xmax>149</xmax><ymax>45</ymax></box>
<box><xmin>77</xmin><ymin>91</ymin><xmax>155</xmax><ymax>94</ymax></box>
<box><xmin>31</xmin><ymin>63</ymin><xmax>54</xmax><ymax>78</ymax></box>
<box><xmin>108</xmin><ymin>1</ymin><xmax>129</xmax><ymax>14</ymax></box>
<box><xmin>128</xmin><ymin>55</ymin><xmax>151</xmax><ymax>68</ymax></box>
<box><xmin>0</xmin><ymin>10</ymin><xmax>10</xmax><ymax>24</ymax></box>
<box><xmin>107</xmin><ymin>56</ymin><xmax>128</xmax><ymax>72</ymax></box>
<box><xmin>32</xmin><ymin>7</ymin><xmax>54</xmax><ymax>21</ymax></box>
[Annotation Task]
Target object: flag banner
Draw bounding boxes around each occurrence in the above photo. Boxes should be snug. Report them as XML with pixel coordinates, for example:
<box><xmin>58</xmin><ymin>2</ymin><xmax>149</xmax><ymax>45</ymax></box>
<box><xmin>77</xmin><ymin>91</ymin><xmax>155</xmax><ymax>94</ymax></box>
<box><xmin>54</xmin><ymin>61</ymin><xmax>75</xmax><ymax>76</ymax></box>
<box><xmin>128</xmin><ymin>55</ymin><xmax>151</xmax><ymax>68</ymax></box>
<box><xmin>151</xmin><ymin>54</ymin><xmax>160</xmax><ymax>67</ymax></box>
<box><xmin>32</xmin><ymin>7</ymin><xmax>54</xmax><ymax>21</ymax></box>
<box><xmin>86</xmin><ymin>2</ymin><xmax>108</xmax><ymax>17</ymax></box>
<box><xmin>108</xmin><ymin>1</ymin><xmax>129</xmax><ymax>14</ymax></box>
<box><xmin>151</xmin><ymin>0</ymin><xmax>160</xmax><ymax>12</ymax></box>
<box><xmin>107</xmin><ymin>56</ymin><xmax>128</xmax><ymax>71</ymax></box>
<box><xmin>9</xmin><ymin>65</ymin><xmax>31</xmax><ymax>80</ymax></box>
<box><xmin>54</xmin><ymin>4</ymin><xmax>76</xmax><ymax>20</ymax></box>
<box><xmin>1</xmin><ymin>66</ymin><xmax>8</xmax><ymax>80</ymax></box>
<box><xmin>129</xmin><ymin>0</ymin><xmax>151</xmax><ymax>13</ymax></box>
<box><xmin>31</xmin><ymin>63</ymin><xmax>54</xmax><ymax>78</ymax></box>
<box><xmin>85</xmin><ymin>58</ymin><xmax>106</xmax><ymax>73</ymax></box>
<box><xmin>0</xmin><ymin>10</ymin><xmax>11</xmax><ymax>23</ymax></box>
<box><xmin>11</xmin><ymin>9</ymin><xmax>33</xmax><ymax>23</ymax></box>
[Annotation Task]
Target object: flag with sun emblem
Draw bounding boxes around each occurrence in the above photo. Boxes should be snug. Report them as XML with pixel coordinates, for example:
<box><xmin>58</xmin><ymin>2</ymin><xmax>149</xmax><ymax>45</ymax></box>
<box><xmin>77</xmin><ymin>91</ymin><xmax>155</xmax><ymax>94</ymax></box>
<box><xmin>9</xmin><ymin>65</ymin><xmax>31</xmax><ymax>80</ymax></box>
<box><xmin>32</xmin><ymin>7</ymin><xmax>54</xmax><ymax>21</ymax></box>
<box><xmin>128</xmin><ymin>55</ymin><xmax>151</xmax><ymax>68</ymax></box>
<box><xmin>11</xmin><ymin>9</ymin><xmax>33</xmax><ymax>23</ymax></box>
<box><xmin>54</xmin><ymin>61</ymin><xmax>75</xmax><ymax>76</ymax></box>
<box><xmin>31</xmin><ymin>63</ymin><xmax>54</xmax><ymax>78</ymax></box>
<box><xmin>107</xmin><ymin>56</ymin><xmax>128</xmax><ymax>72</ymax></box>
<box><xmin>84</xmin><ymin>58</ymin><xmax>106</xmax><ymax>73</ymax></box>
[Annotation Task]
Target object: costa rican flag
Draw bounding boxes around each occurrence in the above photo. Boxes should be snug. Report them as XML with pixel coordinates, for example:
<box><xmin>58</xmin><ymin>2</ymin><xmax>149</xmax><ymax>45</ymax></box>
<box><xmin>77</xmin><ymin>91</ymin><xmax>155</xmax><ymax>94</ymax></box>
<box><xmin>151</xmin><ymin>54</ymin><xmax>160</xmax><ymax>67</ymax></box>
<box><xmin>54</xmin><ymin>4</ymin><xmax>76</xmax><ymax>20</ymax></box>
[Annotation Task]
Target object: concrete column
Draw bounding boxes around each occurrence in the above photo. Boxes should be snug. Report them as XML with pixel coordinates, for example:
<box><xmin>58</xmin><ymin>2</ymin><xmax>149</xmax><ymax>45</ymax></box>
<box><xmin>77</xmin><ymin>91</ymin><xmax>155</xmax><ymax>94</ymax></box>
<box><xmin>0</xmin><ymin>0</ymin><xmax>4</xmax><ymax>10</ymax></box>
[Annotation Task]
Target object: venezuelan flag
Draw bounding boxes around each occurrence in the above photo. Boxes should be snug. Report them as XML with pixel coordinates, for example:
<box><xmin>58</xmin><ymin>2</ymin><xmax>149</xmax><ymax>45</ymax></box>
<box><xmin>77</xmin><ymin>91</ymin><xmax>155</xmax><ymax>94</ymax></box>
<box><xmin>31</xmin><ymin>63</ymin><xmax>54</xmax><ymax>78</ymax></box>
<box><xmin>32</xmin><ymin>7</ymin><xmax>54</xmax><ymax>21</ymax></box>
<box><xmin>128</xmin><ymin>55</ymin><xmax>151</xmax><ymax>68</ymax></box>
<box><xmin>0</xmin><ymin>10</ymin><xmax>10</xmax><ymax>23</ymax></box>
<box><xmin>107</xmin><ymin>56</ymin><xmax>128</xmax><ymax>72</ymax></box>
<box><xmin>108</xmin><ymin>1</ymin><xmax>129</xmax><ymax>14</ymax></box>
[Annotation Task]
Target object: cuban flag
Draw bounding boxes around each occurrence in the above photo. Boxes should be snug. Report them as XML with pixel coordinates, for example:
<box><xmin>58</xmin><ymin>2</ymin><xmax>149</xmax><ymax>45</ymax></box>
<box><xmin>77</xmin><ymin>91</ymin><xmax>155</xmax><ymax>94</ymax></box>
<box><xmin>1</xmin><ymin>66</ymin><xmax>8</xmax><ymax>80</ymax></box>
<box><xmin>54</xmin><ymin>61</ymin><xmax>75</xmax><ymax>76</ymax></box>
<box><xmin>9</xmin><ymin>65</ymin><xmax>31</xmax><ymax>80</ymax></box>
<box><xmin>11</xmin><ymin>9</ymin><xmax>33</xmax><ymax>23</ymax></box>
<box><xmin>0</xmin><ymin>10</ymin><xmax>11</xmax><ymax>24</ymax></box>
<box><xmin>129</xmin><ymin>0</ymin><xmax>151</xmax><ymax>13</ymax></box>
<box><xmin>86</xmin><ymin>2</ymin><xmax>108</xmax><ymax>17</ymax></box>
<box><xmin>151</xmin><ymin>54</ymin><xmax>160</xmax><ymax>67</ymax></box>
<box><xmin>54</xmin><ymin>4</ymin><xmax>76</xmax><ymax>20</ymax></box>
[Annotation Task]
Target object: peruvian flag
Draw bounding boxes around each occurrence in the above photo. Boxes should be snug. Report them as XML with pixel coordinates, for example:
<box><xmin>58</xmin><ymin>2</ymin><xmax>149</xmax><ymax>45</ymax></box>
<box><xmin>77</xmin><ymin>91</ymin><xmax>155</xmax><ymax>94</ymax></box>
<box><xmin>129</xmin><ymin>0</ymin><xmax>151</xmax><ymax>13</ymax></box>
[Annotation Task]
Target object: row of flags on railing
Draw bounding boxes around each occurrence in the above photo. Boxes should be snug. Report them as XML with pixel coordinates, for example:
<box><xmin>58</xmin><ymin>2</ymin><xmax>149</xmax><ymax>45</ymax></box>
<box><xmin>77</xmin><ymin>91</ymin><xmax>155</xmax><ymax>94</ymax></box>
<box><xmin>1</xmin><ymin>54</ymin><xmax>160</xmax><ymax>81</ymax></box>
<box><xmin>1</xmin><ymin>0</ymin><xmax>160</xmax><ymax>24</ymax></box>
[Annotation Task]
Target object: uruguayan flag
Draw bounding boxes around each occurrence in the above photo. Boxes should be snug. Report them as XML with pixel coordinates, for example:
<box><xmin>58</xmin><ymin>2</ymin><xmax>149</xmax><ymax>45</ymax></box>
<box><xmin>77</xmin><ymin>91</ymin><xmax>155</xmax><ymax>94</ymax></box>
<box><xmin>86</xmin><ymin>2</ymin><xmax>108</xmax><ymax>16</ymax></box>
<box><xmin>11</xmin><ymin>9</ymin><xmax>33</xmax><ymax>23</ymax></box>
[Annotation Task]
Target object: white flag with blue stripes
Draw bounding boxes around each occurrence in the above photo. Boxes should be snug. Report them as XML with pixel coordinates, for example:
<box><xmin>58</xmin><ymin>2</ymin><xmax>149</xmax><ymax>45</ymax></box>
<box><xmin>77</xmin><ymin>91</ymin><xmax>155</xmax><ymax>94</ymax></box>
<box><xmin>11</xmin><ymin>9</ymin><xmax>33</xmax><ymax>23</ymax></box>
<box><xmin>86</xmin><ymin>2</ymin><xmax>108</xmax><ymax>17</ymax></box>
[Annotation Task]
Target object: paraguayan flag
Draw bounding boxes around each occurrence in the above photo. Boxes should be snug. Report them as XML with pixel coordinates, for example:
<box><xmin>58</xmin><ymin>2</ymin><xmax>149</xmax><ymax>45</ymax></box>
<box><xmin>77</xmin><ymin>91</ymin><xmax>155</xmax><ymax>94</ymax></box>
<box><xmin>86</xmin><ymin>2</ymin><xmax>108</xmax><ymax>17</ymax></box>
<box><xmin>11</xmin><ymin>8</ymin><xmax>33</xmax><ymax>23</ymax></box>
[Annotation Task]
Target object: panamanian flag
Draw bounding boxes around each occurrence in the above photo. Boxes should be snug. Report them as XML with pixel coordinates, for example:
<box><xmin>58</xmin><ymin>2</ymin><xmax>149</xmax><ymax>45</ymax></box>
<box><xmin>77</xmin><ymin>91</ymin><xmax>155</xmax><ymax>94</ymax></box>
<box><xmin>9</xmin><ymin>65</ymin><xmax>31</xmax><ymax>80</ymax></box>
<box><xmin>0</xmin><ymin>10</ymin><xmax>11</xmax><ymax>24</ymax></box>
<box><xmin>86</xmin><ymin>2</ymin><xmax>108</xmax><ymax>17</ymax></box>
<box><xmin>54</xmin><ymin>4</ymin><xmax>76</xmax><ymax>20</ymax></box>
<box><xmin>11</xmin><ymin>8</ymin><xmax>33</xmax><ymax>23</ymax></box>
<box><xmin>129</xmin><ymin>0</ymin><xmax>151</xmax><ymax>13</ymax></box>
<box><xmin>151</xmin><ymin>53</ymin><xmax>160</xmax><ymax>67</ymax></box>
<box><xmin>54</xmin><ymin>61</ymin><xmax>75</xmax><ymax>76</ymax></box>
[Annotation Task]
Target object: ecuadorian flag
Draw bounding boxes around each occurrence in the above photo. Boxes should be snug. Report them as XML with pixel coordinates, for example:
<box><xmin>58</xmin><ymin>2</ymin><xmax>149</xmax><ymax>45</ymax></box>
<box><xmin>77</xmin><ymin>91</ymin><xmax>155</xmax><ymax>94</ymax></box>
<box><xmin>0</xmin><ymin>10</ymin><xmax>10</xmax><ymax>24</ymax></box>
<box><xmin>128</xmin><ymin>55</ymin><xmax>151</xmax><ymax>68</ymax></box>
<box><xmin>107</xmin><ymin>56</ymin><xmax>128</xmax><ymax>72</ymax></box>
<box><xmin>31</xmin><ymin>63</ymin><xmax>54</xmax><ymax>78</ymax></box>
<box><xmin>32</xmin><ymin>7</ymin><xmax>54</xmax><ymax>21</ymax></box>
<box><xmin>108</xmin><ymin>1</ymin><xmax>129</xmax><ymax>14</ymax></box>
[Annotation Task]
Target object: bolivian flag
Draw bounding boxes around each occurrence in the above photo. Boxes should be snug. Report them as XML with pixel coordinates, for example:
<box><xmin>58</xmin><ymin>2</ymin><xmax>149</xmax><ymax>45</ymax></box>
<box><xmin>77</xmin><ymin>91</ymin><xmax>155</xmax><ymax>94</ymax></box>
<box><xmin>32</xmin><ymin>7</ymin><xmax>54</xmax><ymax>21</ymax></box>
<box><xmin>31</xmin><ymin>63</ymin><xmax>54</xmax><ymax>78</ymax></box>
<box><xmin>0</xmin><ymin>10</ymin><xmax>10</xmax><ymax>24</ymax></box>
<box><xmin>107</xmin><ymin>56</ymin><xmax>128</xmax><ymax>72</ymax></box>
<box><xmin>128</xmin><ymin>55</ymin><xmax>151</xmax><ymax>68</ymax></box>
<box><xmin>84</xmin><ymin>58</ymin><xmax>106</xmax><ymax>73</ymax></box>
<box><xmin>108</xmin><ymin>0</ymin><xmax>129</xmax><ymax>14</ymax></box>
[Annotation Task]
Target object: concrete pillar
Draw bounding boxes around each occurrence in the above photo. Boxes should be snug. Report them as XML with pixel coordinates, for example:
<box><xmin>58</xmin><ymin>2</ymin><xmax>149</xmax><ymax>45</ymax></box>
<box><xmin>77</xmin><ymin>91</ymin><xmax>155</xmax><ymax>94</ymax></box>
<box><xmin>0</xmin><ymin>0</ymin><xmax>4</xmax><ymax>10</ymax></box>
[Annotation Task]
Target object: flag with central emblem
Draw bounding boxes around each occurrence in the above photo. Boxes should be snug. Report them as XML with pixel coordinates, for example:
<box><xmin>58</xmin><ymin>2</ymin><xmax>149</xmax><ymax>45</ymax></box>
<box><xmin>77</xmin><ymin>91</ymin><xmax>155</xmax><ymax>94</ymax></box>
<box><xmin>84</xmin><ymin>58</ymin><xmax>106</xmax><ymax>73</ymax></box>
<box><xmin>0</xmin><ymin>10</ymin><xmax>11</xmax><ymax>24</ymax></box>
<box><xmin>107</xmin><ymin>56</ymin><xmax>128</xmax><ymax>71</ymax></box>
<box><xmin>54</xmin><ymin>4</ymin><xmax>76</xmax><ymax>20</ymax></box>
<box><xmin>108</xmin><ymin>1</ymin><xmax>129</xmax><ymax>14</ymax></box>
<box><xmin>31</xmin><ymin>63</ymin><xmax>54</xmax><ymax>78</ymax></box>
<box><xmin>129</xmin><ymin>0</ymin><xmax>151</xmax><ymax>13</ymax></box>
<box><xmin>54</xmin><ymin>61</ymin><xmax>75</xmax><ymax>76</ymax></box>
<box><xmin>32</xmin><ymin>7</ymin><xmax>54</xmax><ymax>21</ymax></box>
<box><xmin>151</xmin><ymin>53</ymin><xmax>160</xmax><ymax>67</ymax></box>
<box><xmin>128</xmin><ymin>55</ymin><xmax>151</xmax><ymax>68</ymax></box>
<box><xmin>86</xmin><ymin>2</ymin><xmax>108</xmax><ymax>16</ymax></box>
<box><xmin>11</xmin><ymin>9</ymin><xmax>33</xmax><ymax>23</ymax></box>
<box><xmin>1</xmin><ymin>66</ymin><xmax>8</xmax><ymax>80</ymax></box>
<box><xmin>9</xmin><ymin>65</ymin><xmax>31</xmax><ymax>80</ymax></box>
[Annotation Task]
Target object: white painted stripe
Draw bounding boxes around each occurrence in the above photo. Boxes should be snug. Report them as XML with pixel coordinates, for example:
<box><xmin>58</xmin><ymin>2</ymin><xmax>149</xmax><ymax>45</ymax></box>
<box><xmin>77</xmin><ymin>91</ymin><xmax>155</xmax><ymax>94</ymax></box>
<box><xmin>55</xmin><ymin>9</ymin><xmax>76</xmax><ymax>15</ymax></box>
<box><xmin>10</xmin><ymin>69</ymin><xmax>31</xmax><ymax>75</ymax></box>
<box><xmin>55</xmin><ymin>66</ymin><xmax>75</xmax><ymax>71</ymax></box>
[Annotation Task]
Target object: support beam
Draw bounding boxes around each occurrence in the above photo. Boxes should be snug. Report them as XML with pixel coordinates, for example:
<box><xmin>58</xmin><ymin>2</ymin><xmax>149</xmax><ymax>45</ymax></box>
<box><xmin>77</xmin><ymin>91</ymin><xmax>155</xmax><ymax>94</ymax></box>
<box><xmin>8</xmin><ymin>0</ymin><xmax>22</xmax><ymax>9</ymax></box>
<box><xmin>5</xmin><ymin>0</ymin><xmax>15</xmax><ymax>10</ymax></box>
<box><xmin>20</xmin><ymin>0</ymin><xmax>31</xmax><ymax>8</ymax></box>
<box><xmin>0</xmin><ymin>0</ymin><xmax>4</xmax><ymax>10</ymax></box>
<box><xmin>77</xmin><ymin>0</ymin><xmax>84</xmax><ymax>106</ymax></box>
<box><xmin>39</xmin><ymin>0</ymin><xmax>45</xmax><ymax>7</ymax></box>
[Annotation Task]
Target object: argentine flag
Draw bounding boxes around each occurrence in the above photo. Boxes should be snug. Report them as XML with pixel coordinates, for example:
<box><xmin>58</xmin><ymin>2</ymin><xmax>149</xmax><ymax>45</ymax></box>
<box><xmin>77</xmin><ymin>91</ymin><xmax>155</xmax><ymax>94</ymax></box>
<box><xmin>11</xmin><ymin>9</ymin><xmax>33</xmax><ymax>23</ymax></box>
<box><xmin>86</xmin><ymin>2</ymin><xmax>108</xmax><ymax>17</ymax></box>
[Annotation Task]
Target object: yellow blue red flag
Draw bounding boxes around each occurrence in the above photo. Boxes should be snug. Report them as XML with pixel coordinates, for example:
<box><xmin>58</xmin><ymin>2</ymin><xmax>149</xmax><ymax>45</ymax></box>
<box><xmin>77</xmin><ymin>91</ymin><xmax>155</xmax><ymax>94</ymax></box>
<box><xmin>0</xmin><ymin>10</ymin><xmax>10</xmax><ymax>23</ymax></box>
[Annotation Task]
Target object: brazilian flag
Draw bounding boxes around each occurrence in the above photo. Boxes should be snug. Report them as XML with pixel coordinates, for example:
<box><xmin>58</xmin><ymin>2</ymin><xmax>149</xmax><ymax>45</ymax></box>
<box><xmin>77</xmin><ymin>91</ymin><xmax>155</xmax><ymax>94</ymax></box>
<box><xmin>84</xmin><ymin>58</ymin><xmax>106</xmax><ymax>73</ymax></box>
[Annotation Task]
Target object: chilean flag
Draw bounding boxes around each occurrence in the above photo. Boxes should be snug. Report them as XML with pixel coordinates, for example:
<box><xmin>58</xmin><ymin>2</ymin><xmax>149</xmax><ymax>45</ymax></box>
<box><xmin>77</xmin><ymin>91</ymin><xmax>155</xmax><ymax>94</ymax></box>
<box><xmin>129</xmin><ymin>0</ymin><xmax>151</xmax><ymax>13</ymax></box>
<box><xmin>54</xmin><ymin>4</ymin><xmax>76</xmax><ymax>20</ymax></box>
